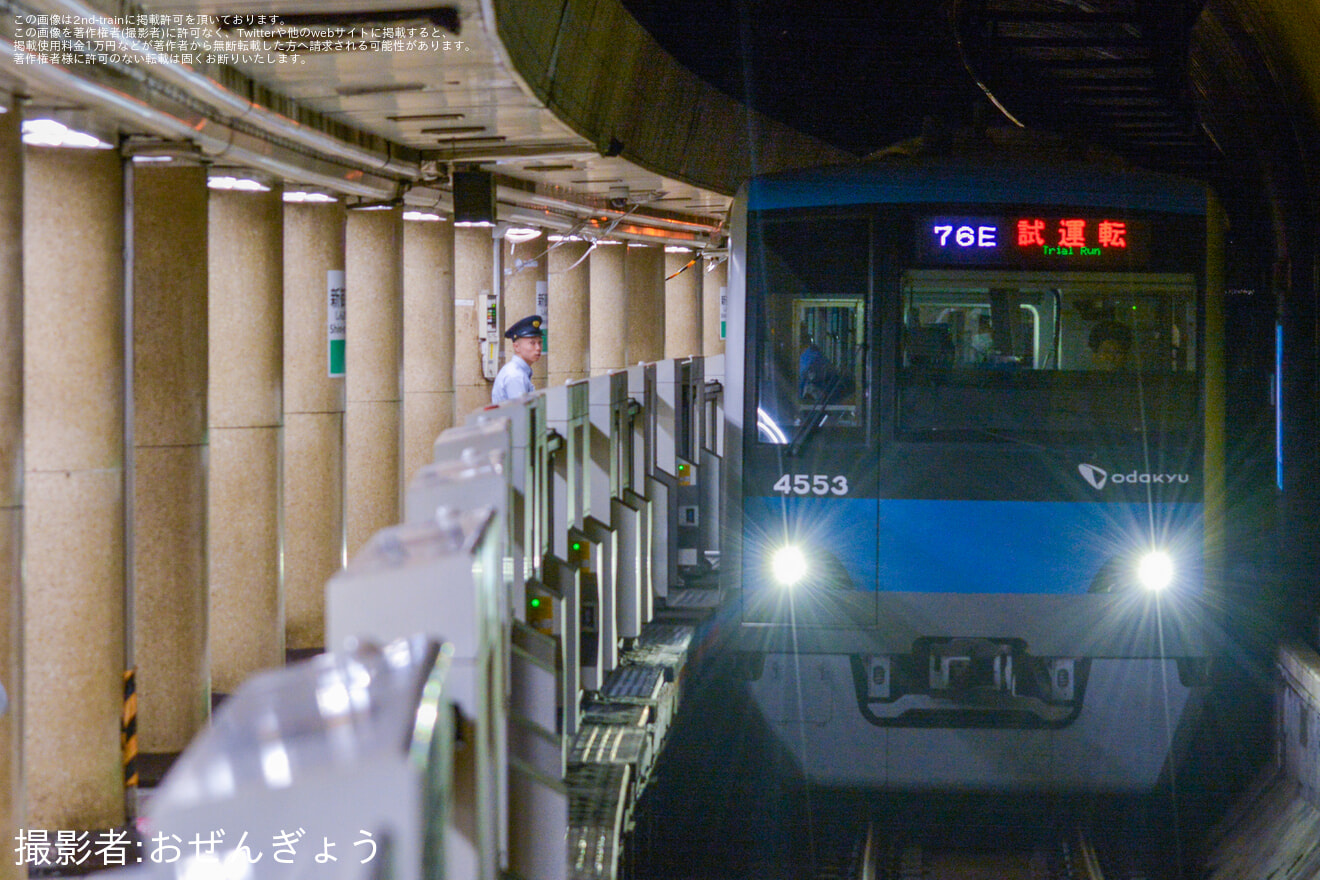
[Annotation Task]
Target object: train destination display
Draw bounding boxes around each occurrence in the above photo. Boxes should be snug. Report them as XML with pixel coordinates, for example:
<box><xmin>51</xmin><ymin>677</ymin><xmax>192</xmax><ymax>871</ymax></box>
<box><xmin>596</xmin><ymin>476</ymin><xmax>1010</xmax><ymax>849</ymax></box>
<box><xmin>919</xmin><ymin>215</ymin><xmax>1151</xmax><ymax>267</ymax></box>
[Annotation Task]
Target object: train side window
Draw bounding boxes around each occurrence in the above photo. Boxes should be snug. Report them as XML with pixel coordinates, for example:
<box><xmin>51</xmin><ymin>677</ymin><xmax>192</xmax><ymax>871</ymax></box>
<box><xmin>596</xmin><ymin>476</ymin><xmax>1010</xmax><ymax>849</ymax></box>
<box><xmin>1061</xmin><ymin>292</ymin><xmax>1196</xmax><ymax>374</ymax></box>
<box><xmin>749</xmin><ymin>216</ymin><xmax>869</xmax><ymax>444</ymax></box>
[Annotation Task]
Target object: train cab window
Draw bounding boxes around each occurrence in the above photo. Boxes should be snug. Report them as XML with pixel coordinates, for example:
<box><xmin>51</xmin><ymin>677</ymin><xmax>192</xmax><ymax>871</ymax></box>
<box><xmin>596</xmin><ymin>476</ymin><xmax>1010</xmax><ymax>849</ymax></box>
<box><xmin>749</xmin><ymin>216</ymin><xmax>870</xmax><ymax>445</ymax></box>
<box><xmin>898</xmin><ymin>270</ymin><xmax>1198</xmax><ymax>439</ymax></box>
<box><xmin>904</xmin><ymin>289</ymin><xmax>1057</xmax><ymax>370</ymax></box>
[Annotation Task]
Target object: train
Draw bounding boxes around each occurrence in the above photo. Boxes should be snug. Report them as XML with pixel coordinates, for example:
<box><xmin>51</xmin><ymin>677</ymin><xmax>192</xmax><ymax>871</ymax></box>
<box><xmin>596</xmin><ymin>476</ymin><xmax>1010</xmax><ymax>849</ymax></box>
<box><xmin>723</xmin><ymin>130</ymin><xmax>1225</xmax><ymax>792</ymax></box>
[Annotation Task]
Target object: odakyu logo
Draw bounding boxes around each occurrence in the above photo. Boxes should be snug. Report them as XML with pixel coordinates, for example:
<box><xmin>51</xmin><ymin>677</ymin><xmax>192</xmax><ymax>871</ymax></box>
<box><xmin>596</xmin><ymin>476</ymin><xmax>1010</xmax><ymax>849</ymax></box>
<box><xmin>1077</xmin><ymin>463</ymin><xmax>1108</xmax><ymax>490</ymax></box>
<box><xmin>1078</xmin><ymin>463</ymin><xmax>1190</xmax><ymax>490</ymax></box>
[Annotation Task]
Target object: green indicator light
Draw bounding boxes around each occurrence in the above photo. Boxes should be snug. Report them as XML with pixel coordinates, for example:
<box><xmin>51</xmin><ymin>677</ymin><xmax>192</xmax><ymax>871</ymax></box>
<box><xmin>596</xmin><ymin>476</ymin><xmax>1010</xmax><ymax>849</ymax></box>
<box><xmin>572</xmin><ymin>542</ymin><xmax>581</xmax><ymax>551</ymax></box>
<box><xmin>530</xmin><ymin>598</ymin><xmax>541</xmax><ymax>608</ymax></box>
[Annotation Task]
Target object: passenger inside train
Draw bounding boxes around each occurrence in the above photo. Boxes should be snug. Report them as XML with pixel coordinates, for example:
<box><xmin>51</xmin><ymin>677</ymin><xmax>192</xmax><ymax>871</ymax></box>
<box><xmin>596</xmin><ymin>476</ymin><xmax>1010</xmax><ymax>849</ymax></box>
<box><xmin>1088</xmin><ymin>319</ymin><xmax>1135</xmax><ymax>371</ymax></box>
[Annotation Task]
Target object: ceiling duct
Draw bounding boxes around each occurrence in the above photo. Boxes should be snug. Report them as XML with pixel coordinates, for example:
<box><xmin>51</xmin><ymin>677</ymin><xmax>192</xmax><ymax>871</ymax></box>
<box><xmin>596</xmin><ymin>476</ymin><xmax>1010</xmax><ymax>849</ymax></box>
<box><xmin>0</xmin><ymin>37</ymin><xmax>398</xmax><ymax>198</ymax></box>
<box><xmin>21</xmin><ymin>0</ymin><xmax>423</xmax><ymax>180</ymax></box>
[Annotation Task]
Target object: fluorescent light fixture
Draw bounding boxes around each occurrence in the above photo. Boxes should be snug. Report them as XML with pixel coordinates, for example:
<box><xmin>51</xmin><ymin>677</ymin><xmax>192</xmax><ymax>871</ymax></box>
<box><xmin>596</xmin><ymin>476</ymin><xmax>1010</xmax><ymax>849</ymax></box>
<box><xmin>122</xmin><ymin>137</ymin><xmax>204</xmax><ymax>164</ymax></box>
<box><xmin>22</xmin><ymin>119</ymin><xmax>114</xmax><ymax>149</ymax></box>
<box><xmin>283</xmin><ymin>191</ymin><xmax>338</xmax><ymax>203</ymax></box>
<box><xmin>503</xmin><ymin>226</ymin><xmax>541</xmax><ymax>243</ymax></box>
<box><xmin>208</xmin><ymin>175</ymin><xmax>271</xmax><ymax>192</ymax></box>
<box><xmin>665</xmin><ymin>245</ymin><xmax>693</xmax><ymax>253</ymax></box>
<box><xmin>403</xmin><ymin>211</ymin><xmax>444</xmax><ymax>222</ymax></box>
<box><xmin>547</xmin><ymin>234</ymin><xmax>584</xmax><ymax>242</ymax></box>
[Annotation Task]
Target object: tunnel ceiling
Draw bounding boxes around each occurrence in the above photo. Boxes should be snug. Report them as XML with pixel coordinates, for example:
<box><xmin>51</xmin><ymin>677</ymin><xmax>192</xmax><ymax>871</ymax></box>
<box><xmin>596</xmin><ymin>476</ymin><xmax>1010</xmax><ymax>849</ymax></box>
<box><xmin>6</xmin><ymin>0</ymin><xmax>1319</xmax><ymax>265</ymax></box>
<box><xmin>622</xmin><ymin>1</ymin><xmax>991</xmax><ymax>159</ymax></box>
<box><xmin>625</xmin><ymin>0</ymin><xmax>1320</xmax><ymax>269</ymax></box>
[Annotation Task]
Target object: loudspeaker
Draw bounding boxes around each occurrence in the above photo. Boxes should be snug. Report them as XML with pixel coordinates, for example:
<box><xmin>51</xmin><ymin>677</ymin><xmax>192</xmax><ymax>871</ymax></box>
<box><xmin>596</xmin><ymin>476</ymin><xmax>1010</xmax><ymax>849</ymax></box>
<box><xmin>453</xmin><ymin>169</ymin><xmax>496</xmax><ymax>226</ymax></box>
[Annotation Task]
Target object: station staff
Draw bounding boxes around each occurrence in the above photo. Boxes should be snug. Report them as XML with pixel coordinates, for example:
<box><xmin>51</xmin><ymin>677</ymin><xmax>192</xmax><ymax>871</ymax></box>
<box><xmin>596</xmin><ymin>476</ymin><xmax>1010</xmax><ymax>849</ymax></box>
<box><xmin>491</xmin><ymin>314</ymin><xmax>544</xmax><ymax>403</ymax></box>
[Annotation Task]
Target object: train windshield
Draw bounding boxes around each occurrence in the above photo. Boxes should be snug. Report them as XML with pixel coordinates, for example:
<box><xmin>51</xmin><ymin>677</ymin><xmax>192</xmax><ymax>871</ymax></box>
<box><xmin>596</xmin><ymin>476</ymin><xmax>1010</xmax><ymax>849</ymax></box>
<box><xmin>899</xmin><ymin>270</ymin><xmax>1198</xmax><ymax>439</ymax></box>
<box><xmin>751</xmin><ymin>216</ymin><xmax>870</xmax><ymax>445</ymax></box>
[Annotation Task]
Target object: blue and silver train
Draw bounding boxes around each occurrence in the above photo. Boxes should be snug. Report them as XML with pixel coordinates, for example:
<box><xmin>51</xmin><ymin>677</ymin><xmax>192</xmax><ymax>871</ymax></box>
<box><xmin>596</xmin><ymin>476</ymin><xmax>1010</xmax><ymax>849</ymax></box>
<box><xmin>724</xmin><ymin>133</ymin><xmax>1225</xmax><ymax>792</ymax></box>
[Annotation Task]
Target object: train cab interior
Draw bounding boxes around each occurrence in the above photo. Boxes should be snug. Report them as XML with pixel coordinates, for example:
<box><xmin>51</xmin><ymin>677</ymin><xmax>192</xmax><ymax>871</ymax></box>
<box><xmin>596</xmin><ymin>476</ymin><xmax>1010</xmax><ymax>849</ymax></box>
<box><xmin>900</xmin><ymin>272</ymin><xmax>1198</xmax><ymax>374</ymax></box>
<box><xmin>897</xmin><ymin>272</ymin><xmax>1201</xmax><ymax>439</ymax></box>
<box><xmin>757</xmin><ymin>270</ymin><xmax>1201</xmax><ymax>444</ymax></box>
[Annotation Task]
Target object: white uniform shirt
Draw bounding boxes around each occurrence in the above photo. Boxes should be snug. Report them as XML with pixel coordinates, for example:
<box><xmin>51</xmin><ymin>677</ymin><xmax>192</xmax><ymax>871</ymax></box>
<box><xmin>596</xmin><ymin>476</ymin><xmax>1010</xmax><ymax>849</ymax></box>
<box><xmin>491</xmin><ymin>355</ymin><xmax>534</xmax><ymax>403</ymax></box>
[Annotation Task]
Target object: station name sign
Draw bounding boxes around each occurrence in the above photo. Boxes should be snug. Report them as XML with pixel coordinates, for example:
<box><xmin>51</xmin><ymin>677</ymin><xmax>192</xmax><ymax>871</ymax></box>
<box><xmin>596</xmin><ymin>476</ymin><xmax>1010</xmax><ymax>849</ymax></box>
<box><xmin>918</xmin><ymin>215</ymin><xmax>1150</xmax><ymax>267</ymax></box>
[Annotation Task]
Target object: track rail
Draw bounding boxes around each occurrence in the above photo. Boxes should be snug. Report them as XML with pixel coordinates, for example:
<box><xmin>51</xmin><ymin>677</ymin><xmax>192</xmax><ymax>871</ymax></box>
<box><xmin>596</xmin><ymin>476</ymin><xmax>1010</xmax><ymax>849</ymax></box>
<box><xmin>854</xmin><ymin>825</ymin><xmax>1128</xmax><ymax>880</ymax></box>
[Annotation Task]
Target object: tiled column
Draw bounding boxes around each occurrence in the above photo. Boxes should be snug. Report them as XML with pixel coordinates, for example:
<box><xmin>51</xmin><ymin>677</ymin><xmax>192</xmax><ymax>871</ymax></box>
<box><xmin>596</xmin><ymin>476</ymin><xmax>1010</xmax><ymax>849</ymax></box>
<box><xmin>627</xmin><ymin>244</ymin><xmax>665</xmax><ymax>364</ymax></box>
<box><xmin>22</xmin><ymin>147</ymin><xmax>125</xmax><ymax>830</ymax></box>
<box><xmin>453</xmin><ymin>227</ymin><xmax>493</xmax><ymax>415</ymax></box>
<box><xmin>208</xmin><ymin>186</ymin><xmax>284</xmax><ymax>694</ymax></box>
<box><xmin>589</xmin><ymin>242</ymin><xmax>626</xmax><ymax>375</ymax></box>
<box><xmin>665</xmin><ymin>249</ymin><xmax>701</xmax><ymax>359</ymax></box>
<box><xmin>0</xmin><ymin>101</ymin><xmax>24</xmax><ymax>880</ymax></box>
<box><xmin>547</xmin><ymin>241</ymin><xmax>589</xmax><ymax>385</ymax></box>
<box><xmin>703</xmin><ymin>256</ymin><xmax>727</xmax><ymax>357</ymax></box>
<box><xmin>402</xmin><ymin>218</ymin><xmax>454</xmax><ymax>485</ymax></box>
<box><xmin>283</xmin><ymin>202</ymin><xmax>346</xmax><ymax>650</ymax></box>
<box><xmin>504</xmin><ymin>236</ymin><xmax>548</xmax><ymax>386</ymax></box>
<box><xmin>131</xmin><ymin>164</ymin><xmax>209</xmax><ymax>754</ymax></box>
<box><xmin>344</xmin><ymin>209</ymin><xmax>403</xmax><ymax>558</ymax></box>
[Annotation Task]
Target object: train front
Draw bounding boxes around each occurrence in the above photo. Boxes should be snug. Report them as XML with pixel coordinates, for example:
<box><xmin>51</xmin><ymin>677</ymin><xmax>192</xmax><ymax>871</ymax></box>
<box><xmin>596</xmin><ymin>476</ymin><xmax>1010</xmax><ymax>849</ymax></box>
<box><xmin>723</xmin><ymin>154</ymin><xmax>1226</xmax><ymax>792</ymax></box>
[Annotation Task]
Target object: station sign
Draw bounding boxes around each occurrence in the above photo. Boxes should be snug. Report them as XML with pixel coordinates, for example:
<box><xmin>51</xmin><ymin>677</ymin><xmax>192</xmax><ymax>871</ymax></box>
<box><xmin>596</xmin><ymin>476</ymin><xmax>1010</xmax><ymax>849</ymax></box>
<box><xmin>328</xmin><ymin>269</ymin><xmax>346</xmax><ymax>377</ymax></box>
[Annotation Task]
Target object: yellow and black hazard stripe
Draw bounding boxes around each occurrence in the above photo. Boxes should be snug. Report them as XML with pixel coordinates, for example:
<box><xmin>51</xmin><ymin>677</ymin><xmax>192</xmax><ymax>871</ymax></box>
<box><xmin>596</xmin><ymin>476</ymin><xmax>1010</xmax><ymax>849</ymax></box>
<box><xmin>121</xmin><ymin>668</ymin><xmax>138</xmax><ymax>789</ymax></box>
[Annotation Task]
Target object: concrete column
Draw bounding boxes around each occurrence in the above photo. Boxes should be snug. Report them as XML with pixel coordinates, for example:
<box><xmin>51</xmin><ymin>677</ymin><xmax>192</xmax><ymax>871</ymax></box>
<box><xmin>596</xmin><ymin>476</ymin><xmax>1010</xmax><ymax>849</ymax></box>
<box><xmin>665</xmin><ymin>249</ymin><xmax>701</xmax><ymax>359</ymax></box>
<box><xmin>283</xmin><ymin>202</ymin><xmax>346</xmax><ymax>650</ymax></box>
<box><xmin>589</xmin><ymin>242</ymin><xmax>626</xmax><ymax>375</ymax></box>
<box><xmin>208</xmin><ymin>187</ymin><xmax>283</xmax><ymax>694</ymax></box>
<box><xmin>131</xmin><ymin>164</ymin><xmax>209</xmax><ymax>754</ymax></box>
<box><xmin>703</xmin><ymin>256</ymin><xmax>728</xmax><ymax>357</ymax></box>
<box><xmin>0</xmin><ymin>101</ymin><xmax>23</xmax><ymax>880</ymax></box>
<box><xmin>22</xmin><ymin>147</ymin><xmax>124</xmax><ymax>830</ymax></box>
<box><xmin>402</xmin><ymin>218</ymin><xmax>454</xmax><ymax>486</ymax></box>
<box><xmin>503</xmin><ymin>236</ymin><xmax>548</xmax><ymax>386</ymax></box>
<box><xmin>453</xmin><ymin>227</ymin><xmax>493</xmax><ymax>415</ymax></box>
<box><xmin>547</xmin><ymin>241</ymin><xmax>590</xmax><ymax>385</ymax></box>
<box><xmin>626</xmin><ymin>244</ymin><xmax>665</xmax><ymax>365</ymax></box>
<box><xmin>344</xmin><ymin>209</ymin><xmax>403</xmax><ymax>558</ymax></box>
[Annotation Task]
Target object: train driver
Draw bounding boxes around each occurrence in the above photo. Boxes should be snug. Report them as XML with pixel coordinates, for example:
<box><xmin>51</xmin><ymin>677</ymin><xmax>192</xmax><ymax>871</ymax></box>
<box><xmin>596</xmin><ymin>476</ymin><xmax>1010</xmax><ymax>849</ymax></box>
<box><xmin>1088</xmin><ymin>320</ymin><xmax>1133</xmax><ymax>371</ymax></box>
<box><xmin>491</xmin><ymin>314</ymin><xmax>544</xmax><ymax>403</ymax></box>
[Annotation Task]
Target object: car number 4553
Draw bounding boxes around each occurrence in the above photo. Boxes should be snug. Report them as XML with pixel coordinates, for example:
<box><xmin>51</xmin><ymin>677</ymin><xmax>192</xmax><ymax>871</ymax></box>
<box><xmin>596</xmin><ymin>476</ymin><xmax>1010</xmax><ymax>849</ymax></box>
<box><xmin>772</xmin><ymin>474</ymin><xmax>850</xmax><ymax>496</ymax></box>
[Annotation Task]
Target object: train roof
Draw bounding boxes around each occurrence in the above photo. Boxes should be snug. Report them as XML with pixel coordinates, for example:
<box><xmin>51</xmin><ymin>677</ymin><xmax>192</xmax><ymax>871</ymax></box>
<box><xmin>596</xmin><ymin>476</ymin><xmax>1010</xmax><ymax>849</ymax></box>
<box><xmin>742</xmin><ymin>155</ymin><xmax>1209</xmax><ymax>215</ymax></box>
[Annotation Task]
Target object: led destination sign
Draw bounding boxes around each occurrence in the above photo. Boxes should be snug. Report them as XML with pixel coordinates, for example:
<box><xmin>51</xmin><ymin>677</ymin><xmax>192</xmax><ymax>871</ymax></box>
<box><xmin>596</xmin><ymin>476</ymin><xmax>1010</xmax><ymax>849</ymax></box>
<box><xmin>919</xmin><ymin>215</ymin><xmax>1150</xmax><ymax>267</ymax></box>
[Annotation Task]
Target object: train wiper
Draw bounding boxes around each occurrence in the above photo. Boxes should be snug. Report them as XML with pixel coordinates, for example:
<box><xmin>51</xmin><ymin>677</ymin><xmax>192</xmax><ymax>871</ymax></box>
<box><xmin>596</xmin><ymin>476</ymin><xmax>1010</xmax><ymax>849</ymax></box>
<box><xmin>788</xmin><ymin>356</ymin><xmax>855</xmax><ymax>457</ymax></box>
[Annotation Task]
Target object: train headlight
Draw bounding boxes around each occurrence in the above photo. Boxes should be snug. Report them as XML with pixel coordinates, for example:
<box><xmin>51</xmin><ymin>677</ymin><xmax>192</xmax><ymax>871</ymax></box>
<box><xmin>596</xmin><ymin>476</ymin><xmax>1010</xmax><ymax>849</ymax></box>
<box><xmin>771</xmin><ymin>545</ymin><xmax>809</xmax><ymax>588</ymax></box>
<box><xmin>1136</xmin><ymin>550</ymin><xmax>1175</xmax><ymax>591</ymax></box>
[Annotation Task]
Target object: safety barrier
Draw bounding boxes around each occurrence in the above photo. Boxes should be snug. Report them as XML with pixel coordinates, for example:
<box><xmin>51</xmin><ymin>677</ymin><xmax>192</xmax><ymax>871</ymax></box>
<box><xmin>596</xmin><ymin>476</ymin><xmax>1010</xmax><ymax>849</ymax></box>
<box><xmin>128</xmin><ymin>355</ymin><xmax>724</xmax><ymax>880</ymax></box>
